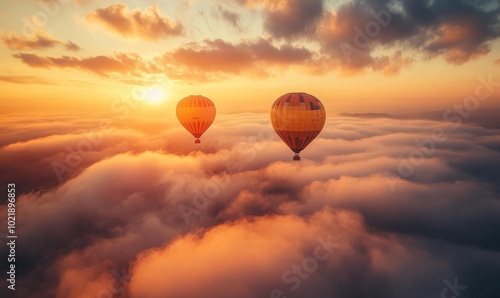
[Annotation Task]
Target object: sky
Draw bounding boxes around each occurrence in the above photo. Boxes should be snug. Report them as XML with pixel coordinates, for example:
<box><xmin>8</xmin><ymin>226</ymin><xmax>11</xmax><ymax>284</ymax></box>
<box><xmin>0</xmin><ymin>0</ymin><xmax>499</xmax><ymax>113</ymax></box>
<box><xmin>1</xmin><ymin>1</ymin><xmax>500</xmax><ymax>298</ymax></box>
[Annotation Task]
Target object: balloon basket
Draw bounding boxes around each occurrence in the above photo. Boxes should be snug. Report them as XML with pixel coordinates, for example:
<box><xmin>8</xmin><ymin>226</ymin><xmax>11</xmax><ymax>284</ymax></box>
<box><xmin>195</xmin><ymin>139</ymin><xmax>201</xmax><ymax>144</ymax></box>
<box><xmin>293</xmin><ymin>154</ymin><xmax>301</xmax><ymax>161</ymax></box>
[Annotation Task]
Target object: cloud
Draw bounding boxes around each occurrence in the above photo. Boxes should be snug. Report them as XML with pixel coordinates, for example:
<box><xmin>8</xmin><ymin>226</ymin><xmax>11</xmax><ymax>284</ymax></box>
<box><xmin>1</xmin><ymin>111</ymin><xmax>500</xmax><ymax>297</ymax></box>
<box><xmin>316</xmin><ymin>0</ymin><xmax>500</xmax><ymax>70</ymax></box>
<box><xmin>63</xmin><ymin>41</ymin><xmax>82</xmax><ymax>52</ymax></box>
<box><xmin>237</xmin><ymin>0</ymin><xmax>325</xmax><ymax>38</ymax></box>
<box><xmin>12</xmin><ymin>52</ymin><xmax>156</xmax><ymax>76</ymax></box>
<box><xmin>85</xmin><ymin>4</ymin><xmax>183</xmax><ymax>41</ymax></box>
<box><xmin>38</xmin><ymin>0</ymin><xmax>94</xmax><ymax>5</ymax></box>
<box><xmin>1</xmin><ymin>32</ymin><xmax>59</xmax><ymax>50</ymax></box>
<box><xmin>216</xmin><ymin>5</ymin><xmax>241</xmax><ymax>28</ymax></box>
<box><xmin>0</xmin><ymin>112</ymin><xmax>179</xmax><ymax>193</ymax></box>
<box><xmin>13</xmin><ymin>39</ymin><xmax>314</xmax><ymax>82</ymax></box>
<box><xmin>129</xmin><ymin>210</ymin><xmax>433</xmax><ymax>298</ymax></box>
<box><xmin>372</xmin><ymin>51</ymin><xmax>414</xmax><ymax>76</ymax></box>
<box><xmin>1</xmin><ymin>31</ymin><xmax>81</xmax><ymax>51</ymax></box>
<box><xmin>422</xmin><ymin>16</ymin><xmax>494</xmax><ymax>64</ymax></box>
<box><xmin>232</xmin><ymin>0</ymin><xmax>499</xmax><ymax>72</ymax></box>
<box><xmin>12</xmin><ymin>1</ymin><xmax>499</xmax><ymax>81</ymax></box>
<box><xmin>0</xmin><ymin>75</ymin><xmax>53</xmax><ymax>85</ymax></box>
<box><xmin>12</xmin><ymin>0</ymin><xmax>500</xmax><ymax>82</ymax></box>
<box><xmin>160</xmin><ymin>38</ymin><xmax>314</xmax><ymax>80</ymax></box>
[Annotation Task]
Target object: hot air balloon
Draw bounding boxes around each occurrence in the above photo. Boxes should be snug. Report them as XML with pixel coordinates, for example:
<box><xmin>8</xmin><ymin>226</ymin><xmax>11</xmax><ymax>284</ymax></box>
<box><xmin>176</xmin><ymin>95</ymin><xmax>216</xmax><ymax>144</ymax></box>
<box><xmin>271</xmin><ymin>92</ymin><xmax>326</xmax><ymax>161</ymax></box>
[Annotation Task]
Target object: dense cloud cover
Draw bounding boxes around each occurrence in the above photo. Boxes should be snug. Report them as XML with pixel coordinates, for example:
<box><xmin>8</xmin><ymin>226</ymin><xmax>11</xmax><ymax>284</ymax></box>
<box><xmin>1</xmin><ymin>111</ymin><xmax>500</xmax><ymax>298</ymax></box>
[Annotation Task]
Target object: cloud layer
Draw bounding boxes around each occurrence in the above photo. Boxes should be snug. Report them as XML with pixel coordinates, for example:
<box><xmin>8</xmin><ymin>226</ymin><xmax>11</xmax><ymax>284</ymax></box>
<box><xmin>1</xmin><ymin>111</ymin><xmax>500</xmax><ymax>298</ymax></box>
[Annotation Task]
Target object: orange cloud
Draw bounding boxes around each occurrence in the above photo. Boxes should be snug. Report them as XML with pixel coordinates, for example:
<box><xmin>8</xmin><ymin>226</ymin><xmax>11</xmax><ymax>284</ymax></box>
<box><xmin>440</xmin><ymin>46</ymin><xmax>490</xmax><ymax>65</ymax></box>
<box><xmin>63</xmin><ymin>41</ymin><xmax>82</xmax><ymax>51</ymax></box>
<box><xmin>0</xmin><ymin>75</ymin><xmax>53</xmax><ymax>85</ymax></box>
<box><xmin>372</xmin><ymin>51</ymin><xmax>414</xmax><ymax>76</ymax></box>
<box><xmin>85</xmin><ymin>4</ymin><xmax>183</xmax><ymax>41</ymax></box>
<box><xmin>129</xmin><ymin>210</ymin><xmax>397</xmax><ymax>298</ymax></box>
<box><xmin>13</xmin><ymin>39</ymin><xmax>313</xmax><ymax>82</ymax></box>
<box><xmin>1</xmin><ymin>31</ymin><xmax>81</xmax><ymax>51</ymax></box>
<box><xmin>9</xmin><ymin>0</ymin><xmax>500</xmax><ymax>81</ymax></box>
<box><xmin>12</xmin><ymin>52</ymin><xmax>156</xmax><ymax>76</ymax></box>
<box><xmin>162</xmin><ymin>38</ymin><xmax>313</xmax><ymax>77</ymax></box>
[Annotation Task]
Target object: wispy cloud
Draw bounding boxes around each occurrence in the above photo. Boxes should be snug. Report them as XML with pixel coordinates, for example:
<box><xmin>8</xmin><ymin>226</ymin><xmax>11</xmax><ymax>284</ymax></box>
<box><xmin>0</xmin><ymin>75</ymin><xmax>53</xmax><ymax>85</ymax></box>
<box><xmin>1</xmin><ymin>31</ymin><xmax>81</xmax><ymax>51</ymax></box>
<box><xmin>12</xmin><ymin>52</ymin><xmax>154</xmax><ymax>76</ymax></box>
<box><xmin>63</xmin><ymin>41</ymin><xmax>82</xmax><ymax>52</ymax></box>
<box><xmin>85</xmin><ymin>4</ymin><xmax>183</xmax><ymax>41</ymax></box>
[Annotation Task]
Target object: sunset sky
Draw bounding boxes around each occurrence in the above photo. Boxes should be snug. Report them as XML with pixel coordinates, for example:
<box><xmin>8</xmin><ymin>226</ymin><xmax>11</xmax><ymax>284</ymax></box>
<box><xmin>1</xmin><ymin>1</ymin><xmax>500</xmax><ymax>298</ymax></box>
<box><xmin>1</xmin><ymin>0</ymin><xmax>499</xmax><ymax>114</ymax></box>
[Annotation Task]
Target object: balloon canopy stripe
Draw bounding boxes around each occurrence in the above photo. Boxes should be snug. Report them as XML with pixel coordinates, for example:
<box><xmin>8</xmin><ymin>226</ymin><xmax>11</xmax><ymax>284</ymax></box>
<box><xmin>275</xmin><ymin>130</ymin><xmax>322</xmax><ymax>153</ymax></box>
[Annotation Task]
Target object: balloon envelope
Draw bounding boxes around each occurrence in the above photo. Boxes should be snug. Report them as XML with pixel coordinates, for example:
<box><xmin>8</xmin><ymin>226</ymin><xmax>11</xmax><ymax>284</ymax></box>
<box><xmin>271</xmin><ymin>92</ymin><xmax>326</xmax><ymax>160</ymax></box>
<box><xmin>176</xmin><ymin>95</ymin><xmax>216</xmax><ymax>144</ymax></box>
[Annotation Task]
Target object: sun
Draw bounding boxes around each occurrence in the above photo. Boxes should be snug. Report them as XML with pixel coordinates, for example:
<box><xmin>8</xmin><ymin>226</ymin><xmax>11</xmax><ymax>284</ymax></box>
<box><xmin>144</xmin><ymin>87</ymin><xmax>167</xmax><ymax>104</ymax></box>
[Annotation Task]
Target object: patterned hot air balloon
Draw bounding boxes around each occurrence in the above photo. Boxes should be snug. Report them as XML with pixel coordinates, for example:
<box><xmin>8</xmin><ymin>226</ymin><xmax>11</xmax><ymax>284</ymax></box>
<box><xmin>176</xmin><ymin>95</ymin><xmax>216</xmax><ymax>144</ymax></box>
<box><xmin>271</xmin><ymin>92</ymin><xmax>326</xmax><ymax>161</ymax></box>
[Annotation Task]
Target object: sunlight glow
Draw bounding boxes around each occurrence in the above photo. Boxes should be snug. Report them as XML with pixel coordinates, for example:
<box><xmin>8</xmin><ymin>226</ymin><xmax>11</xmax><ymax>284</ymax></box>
<box><xmin>144</xmin><ymin>87</ymin><xmax>167</xmax><ymax>104</ymax></box>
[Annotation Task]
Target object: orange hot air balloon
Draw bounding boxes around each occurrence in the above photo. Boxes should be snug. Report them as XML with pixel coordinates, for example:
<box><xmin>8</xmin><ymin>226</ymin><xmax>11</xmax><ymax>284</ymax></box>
<box><xmin>176</xmin><ymin>95</ymin><xmax>216</xmax><ymax>144</ymax></box>
<box><xmin>271</xmin><ymin>92</ymin><xmax>326</xmax><ymax>161</ymax></box>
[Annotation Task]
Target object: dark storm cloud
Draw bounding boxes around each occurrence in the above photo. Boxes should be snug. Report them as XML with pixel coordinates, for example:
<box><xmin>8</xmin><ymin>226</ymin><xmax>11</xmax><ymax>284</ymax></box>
<box><xmin>1</xmin><ymin>113</ymin><xmax>500</xmax><ymax>297</ymax></box>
